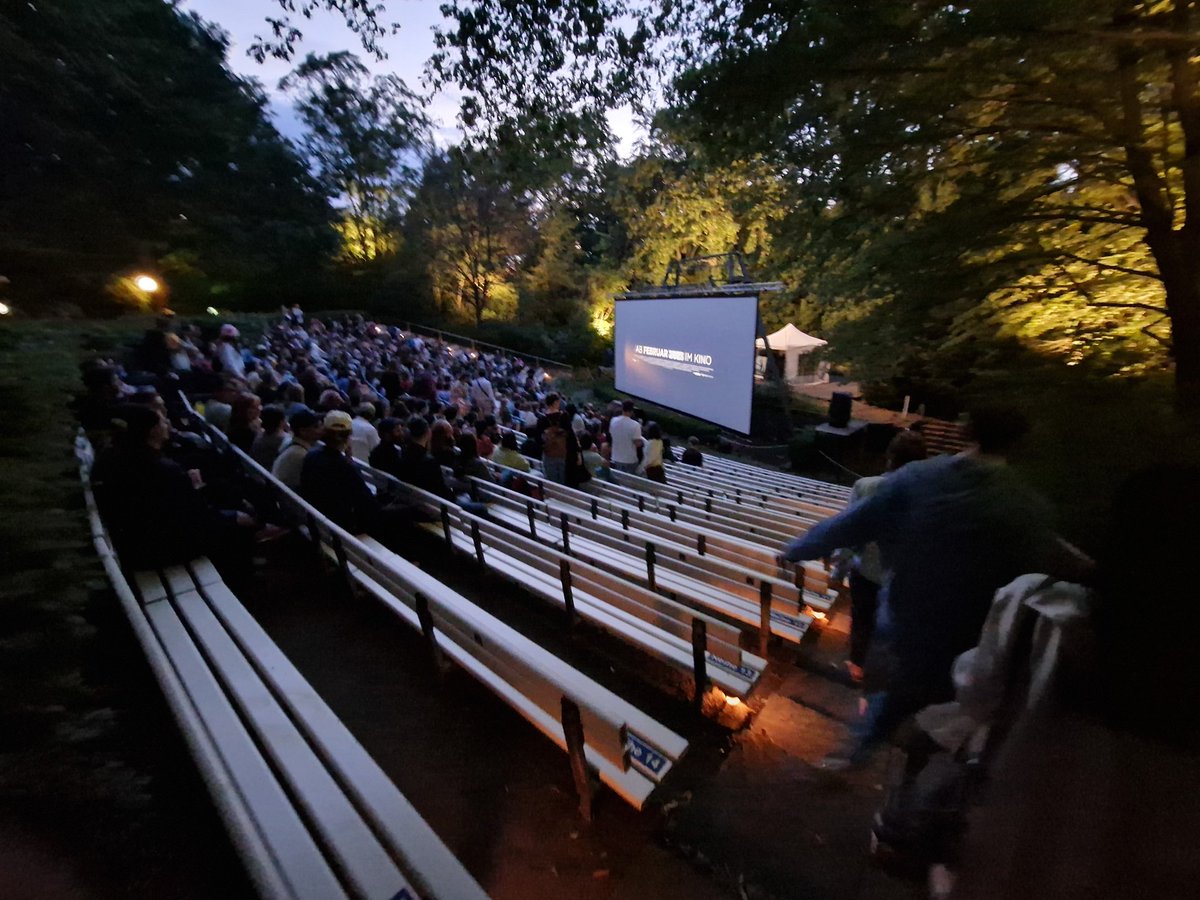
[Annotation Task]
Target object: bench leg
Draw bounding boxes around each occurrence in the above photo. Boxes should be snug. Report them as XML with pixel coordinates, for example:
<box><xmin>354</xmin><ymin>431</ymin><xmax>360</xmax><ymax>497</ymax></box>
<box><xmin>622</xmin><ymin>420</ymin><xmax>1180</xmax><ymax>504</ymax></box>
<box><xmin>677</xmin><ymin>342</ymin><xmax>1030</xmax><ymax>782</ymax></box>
<box><xmin>560</xmin><ymin>697</ymin><xmax>593</xmax><ymax>823</ymax></box>
<box><xmin>692</xmin><ymin>619</ymin><xmax>708</xmax><ymax>715</ymax></box>
<box><xmin>414</xmin><ymin>592</ymin><xmax>448</xmax><ymax>683</ymax></box>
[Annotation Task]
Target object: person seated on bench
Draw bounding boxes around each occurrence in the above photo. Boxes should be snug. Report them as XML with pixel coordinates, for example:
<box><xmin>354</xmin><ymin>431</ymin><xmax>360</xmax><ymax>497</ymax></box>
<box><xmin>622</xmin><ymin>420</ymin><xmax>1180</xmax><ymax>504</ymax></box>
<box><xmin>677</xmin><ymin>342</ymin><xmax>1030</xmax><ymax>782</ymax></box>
<box><xmin>395</xmin><ymin>416</ymin><xmax>488</xmax><ymax>516</ymax></box>
<box><xmin>74</xmin><ymin>361</ymin><xmax>124</xmax><ymax>436</ymax></box>
<box><xmin>271</xmin><ymin>408</ymin><xmax>322</xmax><ymax>489</ymax></box>
<box><xmin>681</xmin><ymin>436</ymin><xmax>704</xmax><ymax>467</ymax></box>
<box><xmin>491</xmin><ymin>430</ymin><xmax>530</xmax><ymax>476</ymax></box>
<box><xmin>367</xmin><ymin>416</ymin><xmax>405</xmax><ymax>477</ymax></box>
<box><xmin>454</xmin><ymin>432</ymin><xmax>493</xmax><ymax>484</ymax></box>
<box><xmin>300</xmin><ymin>411</ymin><xmax>391</xmax><ymax>535</ymax></box>
<box><xmin>580</xmin><ymin>432</ymin><xmax>611</xmax><ymax>484</ymax></box>
<box><xmin>91</xmin><ymin>404</ymin><xmax>258</xmax><ymax>570</ymax></box>
<box><xmin>250</xmin><ymin>405</ymin><xmax>288</xmax><ymax>469</ymax></box>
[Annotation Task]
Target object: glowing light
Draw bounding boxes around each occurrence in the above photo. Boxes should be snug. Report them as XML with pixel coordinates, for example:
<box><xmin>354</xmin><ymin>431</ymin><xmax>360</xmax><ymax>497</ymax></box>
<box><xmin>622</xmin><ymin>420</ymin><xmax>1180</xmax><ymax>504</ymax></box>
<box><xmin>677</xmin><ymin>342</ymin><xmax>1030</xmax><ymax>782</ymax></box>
<box><xmin>543</xmin><ymin>373</ymin><xmax>552</xmax><ymax>381</ymax></box>
<box><xmin>725</xmin><ymin>695</ymin><xmax>742</xmax><ymax>707</ymax></box>
<box><xmin>589</xmin><ymin>309</ymin><xmax>613</xmax><ymax>339</ymax></box>
<box><xmin>0</xmin><ymin>302</ymin><xmax>10</xmax><ymax>316</ymax></box>
<box><xmin>134</xmin><ymin>275</ymin><xmax>160</xmax><ymax>293</ymax></box>
<box><xmin>810</xmin><ymin>610</ymin><xmax>828</xmax><ymax>621</ymax></box>
<box><xmin>206</xmin><ymin>306</ymin><xmax>220</xmax><ymax>316</ymax></box>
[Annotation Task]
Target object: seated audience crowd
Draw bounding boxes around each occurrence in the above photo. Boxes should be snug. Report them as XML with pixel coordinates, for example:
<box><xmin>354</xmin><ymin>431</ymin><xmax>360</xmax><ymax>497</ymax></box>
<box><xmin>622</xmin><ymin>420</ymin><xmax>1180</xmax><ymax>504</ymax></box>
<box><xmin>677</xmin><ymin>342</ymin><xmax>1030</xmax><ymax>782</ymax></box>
<box><xmin>78</xmin><ymin>308</ymin><xmax>1200</xmax><ymax>898</ymax></box>
<box><xmin>79</xmin><ymin>310</ymin><xmax>684</xmax><ymax>568</ymax></box>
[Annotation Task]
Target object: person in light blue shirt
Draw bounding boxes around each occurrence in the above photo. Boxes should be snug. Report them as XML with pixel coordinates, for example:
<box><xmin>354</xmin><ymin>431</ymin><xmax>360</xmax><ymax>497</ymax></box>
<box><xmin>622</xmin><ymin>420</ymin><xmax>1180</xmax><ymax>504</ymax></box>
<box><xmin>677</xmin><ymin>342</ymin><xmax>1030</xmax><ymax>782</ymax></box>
<box><xmin>782</xmin><ymin>408</ymin><xmax>1066</xmax><ymax>764</ymax></box>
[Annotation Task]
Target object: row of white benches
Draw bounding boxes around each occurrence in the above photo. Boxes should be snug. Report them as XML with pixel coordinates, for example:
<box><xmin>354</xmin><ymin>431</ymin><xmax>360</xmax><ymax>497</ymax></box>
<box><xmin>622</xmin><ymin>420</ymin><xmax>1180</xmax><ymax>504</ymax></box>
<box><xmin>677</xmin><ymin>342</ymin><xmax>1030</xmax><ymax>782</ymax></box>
<box><xmin>482</xmin><ymin>458</ymin><xmax>839</xmax><ymax>614</ymax></box>
<box><xmin>217</xmin><ymin>433</ymin><xmax>690</xmax><ymax>813</ymax></box>
<box><xmin>471</xmin><ymin>477</ymin><xmax>815</xmax><ymax>648</ymax></box>
<box><xmin>79</xmin><ymin>434</ymin><xmax>488</xmax><ymax>900</ymax></box>
<box><xmin>356</xmin><ymin>465</ymin><xmax>767</xmax><ymax>699</ymax></box>
<box><xmin>500</xmin><ymin>429</ymin><xmax>845</xmax><ymax>548</ymax></box>
<box><xmin>503</xmin><ymin>424</ymin><xmax>851</xmax><ymax>514</ymax></box>
<box><xmin>690</xmin><ymin>451</ymin><xmax>853</xmax><ymax>504</ymax></box>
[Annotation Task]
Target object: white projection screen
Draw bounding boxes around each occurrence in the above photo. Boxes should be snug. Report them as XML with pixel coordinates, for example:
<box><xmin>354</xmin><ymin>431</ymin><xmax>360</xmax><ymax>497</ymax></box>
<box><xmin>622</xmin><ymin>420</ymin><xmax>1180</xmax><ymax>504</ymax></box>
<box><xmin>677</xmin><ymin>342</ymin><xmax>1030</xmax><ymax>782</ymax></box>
<box><xmin>614</xmin><ymin>295</ymin><xmax>759</xmax><ymax>434</ymax></box>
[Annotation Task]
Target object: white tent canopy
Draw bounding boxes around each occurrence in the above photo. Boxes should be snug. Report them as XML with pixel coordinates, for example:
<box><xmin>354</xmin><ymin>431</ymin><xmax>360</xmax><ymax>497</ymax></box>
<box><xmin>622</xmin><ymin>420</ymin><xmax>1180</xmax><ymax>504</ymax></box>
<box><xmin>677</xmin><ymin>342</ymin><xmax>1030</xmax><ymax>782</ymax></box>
<box><xmin>755</xmin><ymin>324</ymin><xmax>828</xmax><ymax>382</ymax></box>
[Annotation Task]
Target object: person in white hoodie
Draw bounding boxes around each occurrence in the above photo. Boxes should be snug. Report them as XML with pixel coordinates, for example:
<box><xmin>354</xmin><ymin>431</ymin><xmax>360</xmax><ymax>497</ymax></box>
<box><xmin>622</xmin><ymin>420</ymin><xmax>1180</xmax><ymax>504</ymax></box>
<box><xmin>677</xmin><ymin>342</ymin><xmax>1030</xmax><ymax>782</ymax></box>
<box><xmin>214</xmin><ymin>324</ymin><xmax>245</xmax><ymax>377</ymax></box>
<box><xmin>349</xmin><ymin>402</ymin><xmax>381</xmax><ymax>462</ymax></box>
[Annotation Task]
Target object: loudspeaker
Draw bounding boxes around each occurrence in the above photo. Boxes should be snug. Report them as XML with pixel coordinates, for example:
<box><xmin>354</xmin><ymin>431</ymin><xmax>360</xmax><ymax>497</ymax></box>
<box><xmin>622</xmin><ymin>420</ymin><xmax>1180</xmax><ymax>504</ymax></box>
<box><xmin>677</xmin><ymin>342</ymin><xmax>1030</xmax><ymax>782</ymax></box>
<box><xmin>828</xmin><ymin>392</ymin><xmax>852</xmax><ymax>429</ymax></box>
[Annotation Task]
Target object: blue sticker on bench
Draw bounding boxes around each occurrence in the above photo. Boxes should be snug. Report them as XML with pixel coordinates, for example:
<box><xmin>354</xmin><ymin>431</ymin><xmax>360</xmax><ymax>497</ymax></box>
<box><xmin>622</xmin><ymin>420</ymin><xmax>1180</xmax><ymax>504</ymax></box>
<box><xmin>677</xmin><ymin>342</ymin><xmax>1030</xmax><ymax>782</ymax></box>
<box><xmin>705</xmin><ymin>653</ymin><xmax>759</xmax><ymax>681</ymax></box>
<box><xmin>388</xmin><ymin>889</ymin><xmax>414</xmax><ymax>900</ymax></box>
<box><xmin>769</xmin><ymin>610</ymin><xmax>811</xmax><ymax>630</ymax></box>
<box><xmin>626</xmin><ymin>731</ymin><xmax>670</xmax><ymax>780</ymax></box>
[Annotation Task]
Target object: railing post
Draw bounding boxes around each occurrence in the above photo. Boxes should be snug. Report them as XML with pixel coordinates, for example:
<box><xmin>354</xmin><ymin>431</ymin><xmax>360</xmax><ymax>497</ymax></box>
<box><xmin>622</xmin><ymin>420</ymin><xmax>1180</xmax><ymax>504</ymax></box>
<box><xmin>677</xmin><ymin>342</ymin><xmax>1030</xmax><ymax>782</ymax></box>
<box><xmin>560</xmin><ymin>512</ymin><xmax>570</xmax><ymax>555</ymax></box>
<box><xmin>440</xmin><ymin>505</ymin><xmax>453</xmax><ymax>545</ymax></box>
<box><xmin>414</xmin><ymin>592</ymin><xmax>446</xmax><ymax>681</ymax></box>
<box><xmin>306</xmin><ymin>512</ymin><xmax>322</xmax><ymax>554</ymax></box>
<box><xmin>560</xmin><ymin>697</ymin><xmax>593</xmax><ymax>823</ymax></box>
<box><xmin>645</xmin><ymin>543</ymin><xmax>657</xmax><ymax>591</ymax></box>
<box><xmin>330</xmin><ymin>533</ymin><xmax>354</xmax><ymax>601</ymax></box>
<box><xmin>590</xmin><ymin>498</ymin><xmax>598</xmax><ymax>520</ymax></box>
<box><xmin>691</xmin><ymin>619</ymin><xmax>708</xmax><ymax>714</ymax></box>
<box><xmin>620</xmin><ymin>509</ymin><xmax>629</xmax><ymax>531</ymax></box>
<box><xmin>559</xmin><ymin>558</ymin><xmax>575</xmax><ymax>626</ymax></box>
<box><xmin>526</xmin><ymin>500</ymin><xmax>537</xmax><ymax>538</ymax></box>
<box><xmin>470</xmin><ymin>520</ymin><xmax>484</xmax><ymax>564</ymax></box>
<box><xmin>759</xmin><ymin>581</ymin><xmax>773</xmax><ymax>658</ymax></box>
<box><xmin>669</xmin><ymin>505</ymin><xmax>677</xmax><ymax>523</ymax></box>
<box><xmin>697</xmin><ymin>533</ymin><xmax>706</xmax><ymax>556</ymax></box>
<box><xmin>705</xmin><ymin>497</ymin><xmax>713</xmax><ymax>514</ymax></box>
<box><xmin>637</xmin><ymin>494</ymin><xmax>645</xmax><ymax>513</ymax></box>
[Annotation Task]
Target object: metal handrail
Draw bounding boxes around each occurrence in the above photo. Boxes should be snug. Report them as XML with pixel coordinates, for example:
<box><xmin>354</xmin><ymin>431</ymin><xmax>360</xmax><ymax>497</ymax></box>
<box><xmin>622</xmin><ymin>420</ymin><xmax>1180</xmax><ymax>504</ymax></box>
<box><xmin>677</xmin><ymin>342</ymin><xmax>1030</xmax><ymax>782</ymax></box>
<box><xmin>400</xmin><ymin>321</ymin><xmax>574</xmax><ymax>371</ymax></box>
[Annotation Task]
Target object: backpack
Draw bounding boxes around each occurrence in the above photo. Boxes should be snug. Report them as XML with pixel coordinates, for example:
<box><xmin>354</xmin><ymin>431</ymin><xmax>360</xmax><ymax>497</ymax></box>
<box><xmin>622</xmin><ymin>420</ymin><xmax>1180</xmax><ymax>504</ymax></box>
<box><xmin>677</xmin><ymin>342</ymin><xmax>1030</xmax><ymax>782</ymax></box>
<box><xmin>542</xmin><ymin>425</ymin><xmax>567</xmax><ymax>459</ymax></box>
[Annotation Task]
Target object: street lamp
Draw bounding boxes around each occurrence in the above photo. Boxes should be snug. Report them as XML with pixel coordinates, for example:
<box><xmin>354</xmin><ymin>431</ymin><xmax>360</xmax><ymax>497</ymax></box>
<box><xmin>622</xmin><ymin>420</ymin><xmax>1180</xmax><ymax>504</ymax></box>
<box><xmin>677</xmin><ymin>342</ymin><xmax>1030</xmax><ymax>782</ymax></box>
<box><xmin>134</xmin><ymin>274</ymin><xmax>160</xmax><ymax>293</ymax></box>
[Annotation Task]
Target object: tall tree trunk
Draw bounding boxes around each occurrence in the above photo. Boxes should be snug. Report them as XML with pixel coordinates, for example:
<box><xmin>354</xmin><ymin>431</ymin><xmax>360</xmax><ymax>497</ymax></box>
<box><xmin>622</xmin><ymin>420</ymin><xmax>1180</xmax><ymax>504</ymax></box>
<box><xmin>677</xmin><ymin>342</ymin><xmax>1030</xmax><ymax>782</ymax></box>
<box><xmin>1159</xmin><ymin>245</ymin><xmax>1200</xmax><ymax>411</ymax></box>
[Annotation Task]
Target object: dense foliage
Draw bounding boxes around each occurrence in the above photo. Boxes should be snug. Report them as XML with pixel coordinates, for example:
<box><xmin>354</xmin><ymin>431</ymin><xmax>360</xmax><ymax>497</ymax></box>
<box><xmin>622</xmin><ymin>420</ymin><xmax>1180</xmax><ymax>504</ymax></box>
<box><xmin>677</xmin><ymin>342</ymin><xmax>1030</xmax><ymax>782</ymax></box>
<box><xmin>12</xmin><ymin>0</ymin><xmax>1200</xmax><ymax>411</ymax></box>
<box><xmin>0</xmin><ymin>0</ymin><xmax>334</xmax><ymax>313</ymax></box>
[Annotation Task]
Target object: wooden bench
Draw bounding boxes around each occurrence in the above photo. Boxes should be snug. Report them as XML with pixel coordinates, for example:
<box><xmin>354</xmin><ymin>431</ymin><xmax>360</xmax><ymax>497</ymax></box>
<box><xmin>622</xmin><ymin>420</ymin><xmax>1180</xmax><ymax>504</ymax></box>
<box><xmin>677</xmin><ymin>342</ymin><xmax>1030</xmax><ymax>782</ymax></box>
<box><xmin>915</xmin><ymin>418</ymin><xmax>970</xmax><ymax>456</ymax></box>
<box><xmin>470</xmin><ymin>477</ymin><xmax>815</xmax><ymax>651</ymax></box>
<box><xmin>354</xmin><ymin>467</ymin><xmax>766</xmax><ymax>700</ymax></box>
<box><xmin>77</xmin><ymin>437</ymin><xmax>486</xmax><ymax>900</ymax></box>
<box><xmin>606</xmin><ymin>467</ymin><xmax>823</xmax><ymax>542</ymax></box>
<box><xmin>195</xmin><ymin>428</ymin><xmax>689</xmax><ymax>813</ymax></box>
<box><xmin>699</xmin><ymin>453</ymin><xmax>853</xmax><ymax>502</ymax></box>
<box><xmin>485</xmin><ymin>461</ymin><xmax>838</xmax><ymax>613</ymax></box>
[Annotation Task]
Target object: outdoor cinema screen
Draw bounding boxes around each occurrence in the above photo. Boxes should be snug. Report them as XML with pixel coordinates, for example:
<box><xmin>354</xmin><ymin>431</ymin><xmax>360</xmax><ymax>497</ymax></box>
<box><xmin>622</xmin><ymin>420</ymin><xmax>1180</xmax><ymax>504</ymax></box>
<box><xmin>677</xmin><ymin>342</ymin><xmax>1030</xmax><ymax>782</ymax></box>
<box><xmin>614</xmin><ymin>294</ymin><xmax>759</xmax><ymax>434</ymax></box>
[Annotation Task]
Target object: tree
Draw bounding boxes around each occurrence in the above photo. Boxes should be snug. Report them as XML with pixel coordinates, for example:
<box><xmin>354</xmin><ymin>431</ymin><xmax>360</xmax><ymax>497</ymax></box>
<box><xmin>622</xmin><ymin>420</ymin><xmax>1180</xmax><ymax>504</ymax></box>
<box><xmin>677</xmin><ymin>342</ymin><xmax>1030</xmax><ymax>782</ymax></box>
<box><xmin>250</xmin><ymin>1</ymin><xmax>401</xmax><ymax>63</ymax></box>
<box><xmin>0</xmin><ymin>0</ymin><xmax>331</xmax><ymax>310</ymax></box>
<box><xmin>422</xmin><ymin>0</ymin><xmax>1200</xmax><ymax>408</ymax></box>
<box><xmin>281</xmin><ymin>51</ymin><xmax>430</xmax><ymax>263</ymax></box>
<box><xmin>660</xmin><ymin>0</ymin><xmax>1200</xmax><ymax>406</ymax></box>
<box><xmin>408</xmin><ymin>149</ymin><xmax>534</xmax><ymax>325</ymax></box>
<box><xmin>608</xmin><ymin>147</ymin><xmax>788</xmax><ymax>286</ymax></box>
<box><xmin>428</xmin><ymin>0</ymin><xmax>651</xmax><ymax>183</ymax></box>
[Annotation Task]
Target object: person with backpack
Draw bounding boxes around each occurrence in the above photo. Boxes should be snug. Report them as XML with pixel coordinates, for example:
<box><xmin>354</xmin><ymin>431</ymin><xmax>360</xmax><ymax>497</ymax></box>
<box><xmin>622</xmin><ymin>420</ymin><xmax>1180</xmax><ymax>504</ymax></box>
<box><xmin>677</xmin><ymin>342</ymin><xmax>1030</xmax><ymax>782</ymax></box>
<box><xmin>540</xmin><ymin>411</ymin><xmax>569</xmax><ymax>484</ymax></box>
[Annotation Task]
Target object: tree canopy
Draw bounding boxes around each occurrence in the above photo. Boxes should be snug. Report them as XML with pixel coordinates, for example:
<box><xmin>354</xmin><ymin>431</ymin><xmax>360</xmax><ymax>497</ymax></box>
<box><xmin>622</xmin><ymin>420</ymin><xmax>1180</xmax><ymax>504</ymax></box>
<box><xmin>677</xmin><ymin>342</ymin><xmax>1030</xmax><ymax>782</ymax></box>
<box><xmin>1</xmin><ymin>0</ymin><xmax>332</xmax><ymax>311</ymax></box>
<box><xmin>281</xmin><ymin>51</ymin><xmax>430</xmax><ymax>263</ymax></box>
<box><xmin>12</xmin><ymin>0</ymin><xmax>1200</xmax><ymax>410</ymax></box>
<box><xmin>414</xmin><ymin>0</ymin><xmax>1200</xmax><ymax>407</ymax></box>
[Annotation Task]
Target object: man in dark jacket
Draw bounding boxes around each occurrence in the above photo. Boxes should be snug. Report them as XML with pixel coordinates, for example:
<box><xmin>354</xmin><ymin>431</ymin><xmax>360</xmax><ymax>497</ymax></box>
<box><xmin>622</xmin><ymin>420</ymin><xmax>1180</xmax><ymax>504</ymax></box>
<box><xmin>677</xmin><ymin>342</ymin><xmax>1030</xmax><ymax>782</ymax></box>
<box><xmin>300</xmin><ymin>410</ymin><xmax>383</xmax><ymax>534</ymax></box>
<box><xmin>394</xmin><ymin>415</ymin><xmax>455</xmax><ymax>500</ymax></box>
<box><xmin>781</xmin><ymin>408</ymin><xmax>1067</xmax><ymax>763</ymax></box>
